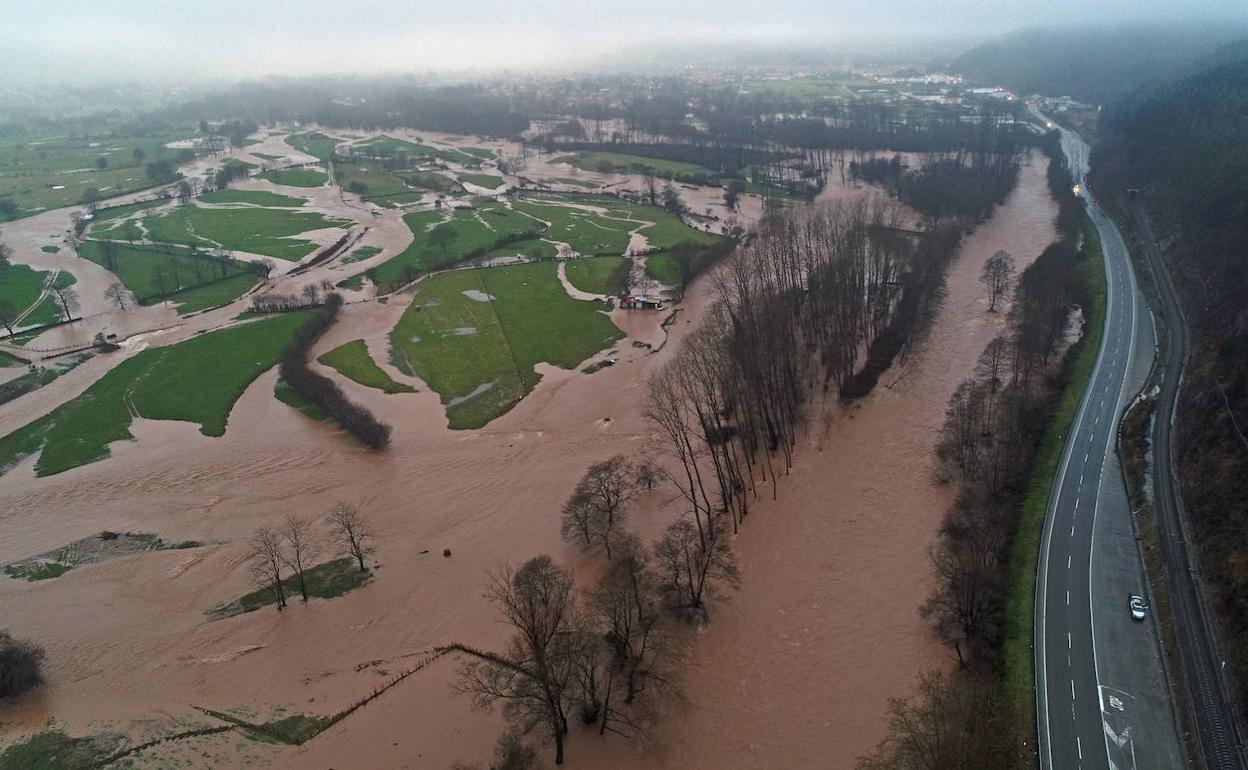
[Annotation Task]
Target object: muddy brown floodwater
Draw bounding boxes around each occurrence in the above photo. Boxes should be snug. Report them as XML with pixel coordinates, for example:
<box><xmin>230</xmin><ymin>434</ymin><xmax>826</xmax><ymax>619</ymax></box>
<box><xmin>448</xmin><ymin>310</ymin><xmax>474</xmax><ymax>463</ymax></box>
<box><xmin>0</xmin><ymin>152</ymin><xmax>1055</xmax><ymax>769</ymax></box>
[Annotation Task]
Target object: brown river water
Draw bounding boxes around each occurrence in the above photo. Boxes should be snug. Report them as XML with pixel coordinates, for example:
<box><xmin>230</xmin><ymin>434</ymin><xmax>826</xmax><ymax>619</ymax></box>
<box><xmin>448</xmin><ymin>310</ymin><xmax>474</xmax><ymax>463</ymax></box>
<box><xmin>0</xmin><ymin>151</ymin><xmax>1055</xmax><ymax>768</ymax></box>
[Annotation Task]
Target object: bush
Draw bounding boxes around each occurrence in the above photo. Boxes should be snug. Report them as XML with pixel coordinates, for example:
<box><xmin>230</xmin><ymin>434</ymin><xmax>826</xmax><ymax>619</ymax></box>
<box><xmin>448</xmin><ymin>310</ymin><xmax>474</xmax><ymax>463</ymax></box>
<box><xmin>0</xmin><ymin>630</ymin><xmax>45</xmax><ymax>698</ymax></box>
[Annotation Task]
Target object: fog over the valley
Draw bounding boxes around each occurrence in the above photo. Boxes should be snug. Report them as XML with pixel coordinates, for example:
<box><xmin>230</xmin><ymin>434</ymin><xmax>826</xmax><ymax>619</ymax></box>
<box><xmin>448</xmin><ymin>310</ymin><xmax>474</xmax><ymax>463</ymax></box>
<box><xmin>3</xmin><ymin>0</ymin><xmax>1247</xmax><ymax>83</ymax></box>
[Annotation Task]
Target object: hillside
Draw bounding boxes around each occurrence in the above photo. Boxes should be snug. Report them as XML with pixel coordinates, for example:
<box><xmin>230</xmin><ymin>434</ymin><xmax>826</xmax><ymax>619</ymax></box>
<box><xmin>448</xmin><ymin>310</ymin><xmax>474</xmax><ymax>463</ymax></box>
<box><xmin>953</xmin><ymin>23</ymin><xmax>1248</xmax><ymax>103</ymax></box>
<box><xmin>1090</xmin><ymin>43</ymin><xmax>1248</xmax><ymax>707</ymax></box>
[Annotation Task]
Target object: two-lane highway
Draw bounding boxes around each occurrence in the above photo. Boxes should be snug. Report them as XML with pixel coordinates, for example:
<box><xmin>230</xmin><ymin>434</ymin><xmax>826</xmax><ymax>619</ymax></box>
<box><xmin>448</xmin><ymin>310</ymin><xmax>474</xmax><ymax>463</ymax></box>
<box><xmin>1034</xmin><ymin>118</ymin><xmax>1185</xmax><ymax>770</ymax></box>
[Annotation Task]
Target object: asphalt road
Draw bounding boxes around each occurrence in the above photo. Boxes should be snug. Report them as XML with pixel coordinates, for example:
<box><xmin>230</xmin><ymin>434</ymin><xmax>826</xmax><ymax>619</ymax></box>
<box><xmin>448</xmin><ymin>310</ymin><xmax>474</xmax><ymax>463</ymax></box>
<box><xmin>1034</xmin><ymin>118</ymin><xmax>1186</xmax><ymax>770</ymax></box>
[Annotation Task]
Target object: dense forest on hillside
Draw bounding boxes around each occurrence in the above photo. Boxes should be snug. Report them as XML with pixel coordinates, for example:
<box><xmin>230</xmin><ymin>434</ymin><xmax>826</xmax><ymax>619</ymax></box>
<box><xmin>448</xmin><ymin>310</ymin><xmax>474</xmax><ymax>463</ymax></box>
<box><xmin>1090</xmin><ymin>44</ymin><xmax>1248</xmax><ymax>705</ymax></box>
<box><xmin>954</xmin><ymin>23</ymin><xmax>1248</xmax><ymax>103</ymax></box>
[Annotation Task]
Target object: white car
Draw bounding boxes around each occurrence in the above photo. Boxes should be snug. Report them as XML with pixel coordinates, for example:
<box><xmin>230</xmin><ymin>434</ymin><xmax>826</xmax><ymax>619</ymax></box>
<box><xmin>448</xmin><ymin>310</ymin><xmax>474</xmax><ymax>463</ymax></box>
<box><xmin>1129</xmin><ymin>595</ymin><xmax>1147</xmax><ymax>621</ymax></box>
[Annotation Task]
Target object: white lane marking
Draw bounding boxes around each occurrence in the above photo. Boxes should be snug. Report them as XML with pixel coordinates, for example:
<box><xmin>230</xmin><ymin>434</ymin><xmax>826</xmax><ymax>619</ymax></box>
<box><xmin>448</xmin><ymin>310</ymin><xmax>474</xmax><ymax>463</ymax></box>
<box><xmin>1068</xmin><ymin>555</ymin><xmax>1072</xmax><ymax>569</ymax></box>
<box><xmin>1078</xmin><ymin>736</ymin><xmax>1083</xmax><ymax>760</ymax></box>
<box><xmin>1067</xmin><ymin>590</ymin><xmax>1071</xmax><ymax>605</ymax></box>
<box><xmin>1071</xmin><ymin>525</ymin><xmax>1076</xmax><ymax>537</ymax></box>
<box><xmin>1068</xmin><ymin>632</ymin><xmax>1072</xmax><ymax>649</ymax></box>
<box><xmin>1072</xmin><ymin>680</ymin><xmax>1077</xmax><ymax>700</ymax></box>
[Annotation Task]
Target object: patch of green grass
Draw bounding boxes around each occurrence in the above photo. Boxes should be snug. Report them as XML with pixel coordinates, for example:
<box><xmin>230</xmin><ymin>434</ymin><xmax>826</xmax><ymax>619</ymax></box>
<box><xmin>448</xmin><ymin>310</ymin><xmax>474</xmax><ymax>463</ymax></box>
<box><xmin>170</xmin><ymin>272</ymin><xmax>262</xmax><ymax>314</ymax></box>
<box><xmin>458</xmin><ymin>146</ymin><xmax>496</xmax><ymax>160</ymax></box>
<box><xmin>0</xmin><ymin>129</ymin><xmax>200</xmax><ymax>219</ymax></box>
<box><xmin>4</xmin><ymin>561</ymin><xmax>74</xmax><ymax>581</ymax></box>
<box><xmin>459</xmin><ymin>172</ymin><xmax>504</xmax><ymax>190</ymax></box>
<box><xmin>285</xmin><ymin>132</ymin><xmax>338</xmax><ymax>162</ymax></box>
<box><xmin>199</xmin><ymin>189</ymin><xmax>306</xmax><ymax>207</ymax></box>
<box><xmin>512</xmin><ymin>199</ymin><xmax>634</xmax><ymax>256</ymax></box>
<box><xmin>143</xmin><ymin>204</ymin><xmax>348</xmax><ymax>260</ymax></box>
<box><xmin>350</xmin><ymin>135</ymin><xmax>429</xmax><ymax>157</ymax></box>
<box><xmin>223</xmin><ymin>557</ymin><xmax>372</xmax><ymax>615</ymax></box>
<box><xmin>0</xmin><ymin>258</ymin><xmax>50</xmax><ymax>314</ymax></box>
<box><xmin>555</xmin><ymin>151</ymin><xmax>716</xmax><ymax>182</ymax></box>
<box><xmin>257</xmin><ymin>167</ymin><xmax>328</xmax><ymax>188</ymax></box>
<box><xmin>367</xmin><ymin>205</ymin><xmax>539</xmax><ymax>287</ymax></box>
<box><xmin>334</xmin><ymin>163</ymin><xmax>413</xmax><ymax>201</ymax></box>
<box><xmin>0</xmin><ymin>349</ymin><xmax>24</xmax><ymax>367</ymax></box>
<box><xmin>88</xmin><ymin>217</ymin><xmax>143</xmax><ymax>242</ymax></box>
<box><xmin>341</xmin><ymin>245</ymin><xmax>382</xmax><ymax>264</ymax></box>
<box><xmin>40</xmin><ymin>245</ymin><xmax>60</xmax><ymax>253</ymax></box>
<box><xmin>479</xmin><ymin>238</ymin><xmax>557</xmax><ymax>261</ymax></box>
<box><xmin>77</xmin><ymin>240</ymin><xmax>256</xmax><ymax>306</ymax></box>
<box><xmin>250</xmin><ymin>152</ymin><xmax>284</xmax><ymax>161</ymax></box>
<box><xmin>1000</xmin><ymin>217</ymin><xmax>1107</xmax><ymax>719</ymax></box>
<box><xmin>400</xmin><ymin>171</ymin><xmax>463</xmax><ymax>194</ymax></box>
<box><xmin>564</xmin><ymin>256</ymin><xmax>630</xmax><ymax>296</ymax></box>
<box><xmin>389</xmin><ymin>261</ymin><xmax>622</xmax><ymax>428</ymax></box>
<box><xmin>0</xmin><ymin>311</ymin><xmax>312</xmax><ymax>477</ymax></box>
<box><xmin>0</xmin><ymin>726</ymin><xmax>119</xmax><ymax>770</ymax></box>
<box><xmin>551</xmin><ymin>177</ymin><xmax>601</xmax><ymax>189</ymax></box>
<box><xmin>318</xmin><ymin>339</ymin><xmax>414</xmax><ymax>394</ymax></box>
<box><xmin>90</xmin><ymin>198</ymin><xmax>167</xmax><ymax>223</ymax></box>
<box><xmin>275</xmin><ymin>376</ymin><xmax>329</xmax><ymax>421</ymax></box>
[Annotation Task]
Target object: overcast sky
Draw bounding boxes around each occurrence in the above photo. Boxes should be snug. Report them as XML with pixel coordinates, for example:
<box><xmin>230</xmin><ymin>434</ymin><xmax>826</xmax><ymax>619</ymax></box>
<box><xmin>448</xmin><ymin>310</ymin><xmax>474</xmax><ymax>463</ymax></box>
<box><xmin>2</xmin><ymin>0</ymin><xmax>1246</xmax><ymax>83</ymax></box>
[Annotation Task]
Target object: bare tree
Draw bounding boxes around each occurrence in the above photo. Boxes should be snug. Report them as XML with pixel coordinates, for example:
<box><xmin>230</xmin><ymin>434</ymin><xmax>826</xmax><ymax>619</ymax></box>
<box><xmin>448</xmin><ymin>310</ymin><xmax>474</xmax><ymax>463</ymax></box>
<box><xmin>560</xmin><ymin>456</ymin><xmax>636</xmax><ymax>559</ymax></box>
<box><xmin>281</xmin><ymin>515</ymin><xmax>322</xmax><ymax>602</ymax></box>
<box><xmin>0</xmin><ymin>299</ymin><xmax>16</xmax><ymax>336</ymax></box>
<box><xmin>104</xmin><ymin>282</ymin><xmax>128</xmax><ymax>311</ymax></box>
<box><xmin>653</xmin><ymin>516</ymin><xmax>738</xmax><ymax>620</ymax></box>
<box><xmin>327</xmin><ymin>502</ymin><xmax>373</xmax><ymax>572</ymax></box>
<box><xmin>456</xmin><ymin>556</ymin><xmax>579</xmax><ymax>765</ymax></box>
<box><xmin>589</xmin><ymin>535</ymin><xmax>679</xmax><ymax>737</ymax></box>
<box><xmin>248</xmin><ymin>527</ymin><xmax>288</xmax><ymax>611</ymax></box>
<box><xmin>980</xmin><ymin>250</ymin><xmax>1015</xmax><ymax>312</ymax></box>
<box><xmin>52</xmin><ymin>286</ymin><xmax>78</xmax><ymax>323</ymax></box>
<box><xmin>258</xmin><ymin>258</ymin><xmax>277</xmax><ymax>278</ymax></box>
<box><xmin>301</xmin><ymin>282</ymin><xmax>321</xmax><ymax>306</ymax></box>
<box><xmin>857</xmin><ymin>670</ymin><xmax>1019</xmax><ymax>770</ymax></box>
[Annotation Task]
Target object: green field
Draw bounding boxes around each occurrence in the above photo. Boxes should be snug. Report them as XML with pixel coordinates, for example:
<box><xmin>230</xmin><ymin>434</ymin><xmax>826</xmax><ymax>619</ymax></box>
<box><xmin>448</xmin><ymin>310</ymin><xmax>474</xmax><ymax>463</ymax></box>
<box><xmin>78</xmin><ymin>240</ymin><xmax>258</xmax><ymax>308</ymax></box>
<box><xmin>251</xmin><ymin>152</ymin><xmax>285</xmax><ymax>161</ymax></box>
<box><xmin>258</xmin><ymin>167</ymin><xmax>329</xmax><ymax>188</ymax></box>
<box><xmin>0</xmin><ymin>129</ymin><xmax>200</xmax><ymax>219</ymax></box>
<box><xmin>199</xmin><ymin>189</ymin><xmax>306</xmax><ymax>207</ymax></box>
<box><xmin>459</xmin><ymin>172</ymin><xmax>504</xmax><ymax>190</ymax></box>
<box><xmin>564</xmin><ymin>256</ymin><xmax>630</xmax><ymax>296</ymax></box>
<box><xmin>551</xmin><ymin>177</ymin><xmax>601</xmax><ymax>189</ymax></box>
<box><xmin>389</xmin><ymin>262</ymin><xmax>622</xmax><ymax>428</ymax></box>
<box><xmin>0</xmin><ymin>311</ymin><xmax>311</xmax><ymax>477</ymax></box>
<box><xmin>458</xmin><ymin>146</ymin><xmax>496</xmax><ymax>160</ymax></box>
<box><xmin>478</xmin><ymin>238</ymin><xmax>557</xmax><ymax>261</ymax></box>
<box><xmin>341</xmin><ymin>245</ymin><xmax>382</xmax><ymax>264</ymax></box>
<box><xmin>349</xmin><ymin>135</ymin><xmax>482</xmax><ymax>168</ymax></box>
<box><xmin>554</xmin><ymin>151</ymin><xmax>716</xmax><ymax>181</ymax></box>
<box><xmin>143</xmin><ymin>204</ymin><xmax>349</xmax><ymax>260</ymax></box>
<box><xmin>334</xmin><ymin>163</ymin><xmax>413</xmax><ymax>201</ymax></box>
<box><xmin>91</xmin><ymin>198</ymin><xmax>167</xmax><ymax>222</ymax></box>
<box><xmin>366</xmin><ymin>205</ymin><xmax>539</xmax><ymax>287</ymax></box>
<box><xmin>285</xmin><ymin>132</ymin><xmax>339</xmax><ymax>162</ymax></box>
<box><xmin>401</xmin><ymin>171</ymin><xmax>463</xmax><ymax>194</ymax></box>
<box><xmin>0</xmin><ymin>259</ymin><xmax>50</xmax><ymax>318</ymax></box>
<box><xmin>512</xmin><ymin>199</ymin><xmax>634</xmax><ymax>256</ymax></box>
<box><xmin>318</xmin><ymin>339</ymin><xmax>415</xmax><ymax>394</ymax></box>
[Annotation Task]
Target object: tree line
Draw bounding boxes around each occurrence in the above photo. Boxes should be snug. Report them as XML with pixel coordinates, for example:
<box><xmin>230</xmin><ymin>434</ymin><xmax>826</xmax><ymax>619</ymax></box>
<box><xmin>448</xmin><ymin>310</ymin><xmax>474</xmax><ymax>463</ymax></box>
<box><xmin>860</xmin><ymin>141</ymin><xmax>1092</xmax><ymax>768</ymax></box>
<box><xmin>278</xmin><ymin>293</ymin><xmax>392</xmax><ymax>449</ymax></box>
